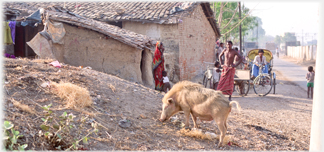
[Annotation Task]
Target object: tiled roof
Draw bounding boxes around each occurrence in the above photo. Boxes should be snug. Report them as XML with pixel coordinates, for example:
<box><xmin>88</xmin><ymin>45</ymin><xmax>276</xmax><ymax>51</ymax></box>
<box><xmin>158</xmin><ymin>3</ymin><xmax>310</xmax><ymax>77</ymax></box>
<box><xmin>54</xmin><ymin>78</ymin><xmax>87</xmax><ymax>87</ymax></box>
<box><xmin>4</xmin><ymin>2</ymin><xmax>198</xmax><ymax>24</ymax></box>
<box><xmin>3</xmin><ymin>2</ymin><xmax>221</xmax><ymax>37</ymax></box>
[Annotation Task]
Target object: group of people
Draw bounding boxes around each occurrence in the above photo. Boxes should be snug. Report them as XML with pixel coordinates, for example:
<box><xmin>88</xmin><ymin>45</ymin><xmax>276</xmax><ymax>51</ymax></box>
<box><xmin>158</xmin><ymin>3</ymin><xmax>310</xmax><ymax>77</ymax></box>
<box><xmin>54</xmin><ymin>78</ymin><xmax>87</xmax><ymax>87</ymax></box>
<box><xmin>152</xmin><ymin>40</ymin><xmax>315</xmax><ymax>101</ymax></box>
<box><xmin>213</xmin><ymin>41</ymin><xmax>271</xmax><ymax>100</ymax></box>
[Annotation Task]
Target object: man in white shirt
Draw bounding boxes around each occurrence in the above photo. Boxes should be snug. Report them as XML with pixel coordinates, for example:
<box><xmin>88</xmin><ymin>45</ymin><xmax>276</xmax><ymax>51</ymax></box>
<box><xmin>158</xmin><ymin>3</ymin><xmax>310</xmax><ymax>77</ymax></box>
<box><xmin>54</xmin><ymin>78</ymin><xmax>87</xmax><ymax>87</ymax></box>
<box><xmin>252</xmin><ymin>49</ymin><xmax>268</xmax><ymax>79</ymax></box>
<box><xmin>276</xmin><ymin>47</ymin><xmax>279</xmax><ymax>58</ymax></box>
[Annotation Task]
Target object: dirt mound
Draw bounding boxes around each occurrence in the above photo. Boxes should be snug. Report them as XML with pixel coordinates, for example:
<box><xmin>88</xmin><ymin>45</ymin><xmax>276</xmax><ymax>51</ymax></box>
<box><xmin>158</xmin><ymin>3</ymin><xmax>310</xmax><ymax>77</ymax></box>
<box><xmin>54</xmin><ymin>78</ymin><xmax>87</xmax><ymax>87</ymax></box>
<box><xmin>4</xmin><ymin>58</ymin><xmax>241</xmax><ymax>151</ymax></box>
<box><xmin>3</xmin><ymin>58</ymin><xmax>309</xmax><ymax>151</ymax></box>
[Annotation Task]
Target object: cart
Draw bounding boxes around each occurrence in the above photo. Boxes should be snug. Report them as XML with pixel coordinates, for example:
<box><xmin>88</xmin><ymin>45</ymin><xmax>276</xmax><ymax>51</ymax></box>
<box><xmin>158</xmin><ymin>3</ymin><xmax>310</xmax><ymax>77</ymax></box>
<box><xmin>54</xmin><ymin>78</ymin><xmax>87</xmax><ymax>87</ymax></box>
<box><xmin>234</xmin><ymin>69</ymin><xmax>251</xmax><ymax>96</ymax></box>
<box><xmin>247</xmin><ymin>49</ymin><xmax>277</xmax><ymax>96</ymax></box>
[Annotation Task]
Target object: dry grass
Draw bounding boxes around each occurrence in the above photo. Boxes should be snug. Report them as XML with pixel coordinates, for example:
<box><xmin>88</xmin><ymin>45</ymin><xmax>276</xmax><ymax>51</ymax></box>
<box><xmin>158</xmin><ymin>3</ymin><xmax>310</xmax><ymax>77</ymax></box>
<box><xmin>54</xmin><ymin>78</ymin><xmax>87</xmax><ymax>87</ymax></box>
<box><xmin>108</xmin><ymin>84</ymin><xmax>116</xmax><ymax>93</ymax></box>
<box><xmin>11</xmin><ymin>99</ymin><xmax>36</xmax><ymax>114</ymax></box>
<box><xmin>178</xmin><ymin>128</ymin><xmax>212</xmax><ymax>140</ymax></box>
<box><xmin>74</xmin><ymin>108</ymin><xmax>99</xmax><ymax>117</ymax></box>
<box><xmin>31</xmin><ymin>58</ymin><xmax>55</xmax><ymax>64</ymax></box>
<box><xmin>90</xmin><ymin>137</ymin><xmax>110</xmax><ymax>142</ymax></box>
<box><xmin>178</xmin><ymin>128</ymin><xmax>233</xmax><ymax>145</ymax></box>
<box><xmin>50</xmin><ymin>82</ymin><xmax>92</xmax><ymax>109</ymax></box>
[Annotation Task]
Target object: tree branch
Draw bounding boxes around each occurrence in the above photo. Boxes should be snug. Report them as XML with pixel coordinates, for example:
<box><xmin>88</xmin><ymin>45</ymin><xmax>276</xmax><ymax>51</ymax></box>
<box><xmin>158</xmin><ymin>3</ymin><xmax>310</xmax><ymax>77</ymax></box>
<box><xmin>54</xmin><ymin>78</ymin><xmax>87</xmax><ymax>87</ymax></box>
<box><xmin>221</xmin><ymin>12</ymin><xmax>252</xmax><ymax>36</ymax></box>
<box><xmin>221</xmin><ymin>3</ymin><xmax>259</xmax><ymax>36</ymax></box>
<box><xmin>221</xmin><ymin>3</ymin><xmax>239</xmax><ymax>30</ymax></box>
<box><xmin>217</xmin><ymin>2</ymin><xmax>229</xmax><ymax>28</ymax></box>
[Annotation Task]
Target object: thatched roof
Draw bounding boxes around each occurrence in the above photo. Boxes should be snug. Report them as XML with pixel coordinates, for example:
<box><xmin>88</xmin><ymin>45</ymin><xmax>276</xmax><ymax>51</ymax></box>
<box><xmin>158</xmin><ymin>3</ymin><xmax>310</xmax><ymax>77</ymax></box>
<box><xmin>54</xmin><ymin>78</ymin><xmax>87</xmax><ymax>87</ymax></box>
<box><xmin>4</xmin><ymin>2</ymin><xmax>221</xmax><ymax>38</ymax></box>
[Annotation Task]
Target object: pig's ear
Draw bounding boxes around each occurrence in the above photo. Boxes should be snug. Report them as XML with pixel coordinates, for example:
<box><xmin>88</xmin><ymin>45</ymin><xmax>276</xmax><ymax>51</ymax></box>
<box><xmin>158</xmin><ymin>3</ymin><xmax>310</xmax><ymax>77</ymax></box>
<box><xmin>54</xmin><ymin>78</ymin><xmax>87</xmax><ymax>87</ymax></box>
<box><xmin>167</xmin><ymin>98</ymin><xmax>173</xmax><ymax>104</ymax></box>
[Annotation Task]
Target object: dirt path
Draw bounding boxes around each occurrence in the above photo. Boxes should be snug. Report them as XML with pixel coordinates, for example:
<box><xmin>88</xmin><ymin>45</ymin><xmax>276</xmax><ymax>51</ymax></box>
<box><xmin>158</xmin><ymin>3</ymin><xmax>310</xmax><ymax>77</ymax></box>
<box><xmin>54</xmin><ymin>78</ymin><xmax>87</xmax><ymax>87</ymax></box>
<box><xmin>223</xmin><ymin>55</ymin><xmax>313</xmax><ymax>150</ymax></box>
<box><xmin>3</xmin><ymin>58</ymin><xmax>313</xmax><ymax>151</ymax></box>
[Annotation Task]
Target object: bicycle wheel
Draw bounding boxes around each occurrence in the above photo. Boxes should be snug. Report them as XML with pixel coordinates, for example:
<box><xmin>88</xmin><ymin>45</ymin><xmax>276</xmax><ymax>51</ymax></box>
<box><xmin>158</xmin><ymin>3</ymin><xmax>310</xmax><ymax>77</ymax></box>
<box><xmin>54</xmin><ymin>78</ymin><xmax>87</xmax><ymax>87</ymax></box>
<box><xmin>203</xmin><ymin>75</ymin><xmax>207</xmax><ymax>87</ymax></box>
<box><xmin>253</xmin><ymin>75</ymin><xmax>272</xmax><ymax>97</ymax></box>
<box><xmin>243</xmin><ymin>80</ymin><xmax>250</xmax><ymax>96</ymax></box>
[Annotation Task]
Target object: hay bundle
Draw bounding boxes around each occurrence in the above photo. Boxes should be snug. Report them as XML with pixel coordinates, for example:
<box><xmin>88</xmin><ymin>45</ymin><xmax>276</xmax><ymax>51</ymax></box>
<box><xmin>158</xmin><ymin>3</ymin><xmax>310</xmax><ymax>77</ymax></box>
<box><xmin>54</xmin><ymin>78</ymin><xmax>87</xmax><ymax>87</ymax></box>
<box><xmin>51</xmin><ymin>82</ymin><xmax>92</xmax><ymax>109</ymax></box>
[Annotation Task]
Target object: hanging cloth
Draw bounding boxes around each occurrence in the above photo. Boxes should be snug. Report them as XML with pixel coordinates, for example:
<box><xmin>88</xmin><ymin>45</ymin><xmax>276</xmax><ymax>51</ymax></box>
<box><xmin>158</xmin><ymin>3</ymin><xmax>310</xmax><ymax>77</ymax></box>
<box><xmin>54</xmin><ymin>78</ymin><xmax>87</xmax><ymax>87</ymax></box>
<box><xmin>8</xmin><ymin>21</ymin><xmax>16</xmax><ymax>44</ymax></box>
<box><xmin>3</xmin><ymin>22</ymin><xmax>13</xmax><ymax>44</ymax></box>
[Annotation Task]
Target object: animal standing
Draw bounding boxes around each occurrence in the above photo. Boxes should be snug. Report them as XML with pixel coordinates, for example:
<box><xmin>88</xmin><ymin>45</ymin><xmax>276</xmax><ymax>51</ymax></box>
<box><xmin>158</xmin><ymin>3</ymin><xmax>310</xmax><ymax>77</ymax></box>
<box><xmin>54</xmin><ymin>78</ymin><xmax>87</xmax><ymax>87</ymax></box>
<box><xmin>159</xmin><ymin>81</ymin><xmax>241</xmax><ymax>147</ymax></box>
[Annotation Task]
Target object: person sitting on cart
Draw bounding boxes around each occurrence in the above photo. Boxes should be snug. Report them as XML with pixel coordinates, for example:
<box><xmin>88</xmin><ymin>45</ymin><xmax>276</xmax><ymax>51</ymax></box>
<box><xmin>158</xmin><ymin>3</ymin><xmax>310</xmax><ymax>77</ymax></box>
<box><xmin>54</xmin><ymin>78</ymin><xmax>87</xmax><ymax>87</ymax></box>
<box><xmin>252</xmin><ymin>49</ymin><xmax>268</xmax><ymax>79</ymax></box>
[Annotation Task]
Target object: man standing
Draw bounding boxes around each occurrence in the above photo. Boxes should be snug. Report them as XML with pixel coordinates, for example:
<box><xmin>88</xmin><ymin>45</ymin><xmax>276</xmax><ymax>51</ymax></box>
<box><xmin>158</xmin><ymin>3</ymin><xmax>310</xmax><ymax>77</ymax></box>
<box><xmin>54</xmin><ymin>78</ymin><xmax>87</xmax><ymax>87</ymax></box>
<box><xmin>216</xmin><ymin>42</ymin><xmax>224</xmax><ymax>63</ymax></box>
<box><xmin>217</xmin><ymin>41</ymin><xmax>243</xmax><ymax>101</ymax></box>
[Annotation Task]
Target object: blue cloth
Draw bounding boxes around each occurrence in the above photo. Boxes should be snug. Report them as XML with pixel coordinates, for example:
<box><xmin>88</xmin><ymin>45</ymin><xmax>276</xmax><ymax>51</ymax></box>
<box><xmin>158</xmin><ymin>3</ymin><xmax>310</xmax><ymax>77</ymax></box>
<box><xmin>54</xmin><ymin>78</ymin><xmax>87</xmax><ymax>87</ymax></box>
<box><xmin>252</xmin><ymin>64</ymin><xmax>268</xmax><ymax>77</ymax></box>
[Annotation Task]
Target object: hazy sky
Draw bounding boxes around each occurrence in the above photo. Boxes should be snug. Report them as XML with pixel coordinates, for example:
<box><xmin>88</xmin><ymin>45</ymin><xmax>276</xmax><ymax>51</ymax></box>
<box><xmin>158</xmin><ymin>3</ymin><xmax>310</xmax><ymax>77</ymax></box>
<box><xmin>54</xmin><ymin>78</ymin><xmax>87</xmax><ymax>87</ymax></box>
<box><xmin>243</xmin><ymin>1</ymin><xmax>319</xmax><ymax>42</ymax></box>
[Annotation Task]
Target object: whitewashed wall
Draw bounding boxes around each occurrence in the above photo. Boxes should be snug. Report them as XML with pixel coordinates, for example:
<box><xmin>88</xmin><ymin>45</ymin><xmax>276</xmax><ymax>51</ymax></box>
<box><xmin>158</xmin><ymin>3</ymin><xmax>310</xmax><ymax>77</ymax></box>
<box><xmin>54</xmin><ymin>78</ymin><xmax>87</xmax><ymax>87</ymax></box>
<box><xmin>287</xmin><ymin>45</ymin><xmax>317</xmax><ymax>60</ymax></box>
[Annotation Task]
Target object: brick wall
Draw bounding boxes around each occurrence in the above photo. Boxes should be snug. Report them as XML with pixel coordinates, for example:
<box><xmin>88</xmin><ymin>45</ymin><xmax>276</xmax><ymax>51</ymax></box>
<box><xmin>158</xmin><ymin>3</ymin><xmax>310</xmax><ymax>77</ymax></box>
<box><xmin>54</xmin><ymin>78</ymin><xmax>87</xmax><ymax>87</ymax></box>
<box><xmin>178</xmin><ymin>5</ymin><xmax>216</xmax><ymax>81</ymax></box>
<box><xmin>122</xmin><ymin>5</ymin><xmax>216</xmax><ymax>82</ymax></box>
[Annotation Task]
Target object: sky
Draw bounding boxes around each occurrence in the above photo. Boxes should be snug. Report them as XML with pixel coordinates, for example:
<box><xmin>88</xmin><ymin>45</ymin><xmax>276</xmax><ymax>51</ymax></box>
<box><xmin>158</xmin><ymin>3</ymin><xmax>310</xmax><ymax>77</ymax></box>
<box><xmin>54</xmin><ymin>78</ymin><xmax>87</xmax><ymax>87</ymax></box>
<box><xmin>242</xmin><ymin>1</ymin><xmax>319</xmax><ymax>42</ymax></box>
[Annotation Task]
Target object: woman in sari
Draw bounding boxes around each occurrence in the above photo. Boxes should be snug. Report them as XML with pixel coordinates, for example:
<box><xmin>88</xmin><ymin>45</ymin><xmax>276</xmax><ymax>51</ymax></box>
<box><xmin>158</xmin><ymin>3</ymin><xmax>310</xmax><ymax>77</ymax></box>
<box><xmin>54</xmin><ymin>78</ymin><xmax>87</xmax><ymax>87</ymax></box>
<box><xmin>153</xmin><ymin>41</ymin><xmax>165</xmax><ymax>91</ymax></box>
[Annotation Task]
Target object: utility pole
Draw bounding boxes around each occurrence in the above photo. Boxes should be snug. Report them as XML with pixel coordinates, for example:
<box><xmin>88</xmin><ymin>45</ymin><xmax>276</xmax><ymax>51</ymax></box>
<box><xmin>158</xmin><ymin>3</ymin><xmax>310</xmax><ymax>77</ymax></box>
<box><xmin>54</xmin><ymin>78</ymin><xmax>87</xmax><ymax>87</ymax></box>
<box><xmin>239</xmin><ymin>1</ymin><xmax>242</xmax><ymax>55</ymax></box>
<box><xmin>256</xmin><ymin>21</ymin><xmax>258</xmax><ymax>48</ymax></box>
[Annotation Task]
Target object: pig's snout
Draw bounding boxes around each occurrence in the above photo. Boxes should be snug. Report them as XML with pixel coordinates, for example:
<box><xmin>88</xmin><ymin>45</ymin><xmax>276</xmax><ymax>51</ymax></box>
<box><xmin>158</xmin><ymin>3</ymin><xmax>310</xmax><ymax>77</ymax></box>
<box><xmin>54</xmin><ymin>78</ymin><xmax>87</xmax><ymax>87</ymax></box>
<box><xmin>160</xmin><ymin>113</ymin><xmax>167</xmax><ymax>122</ymax></box>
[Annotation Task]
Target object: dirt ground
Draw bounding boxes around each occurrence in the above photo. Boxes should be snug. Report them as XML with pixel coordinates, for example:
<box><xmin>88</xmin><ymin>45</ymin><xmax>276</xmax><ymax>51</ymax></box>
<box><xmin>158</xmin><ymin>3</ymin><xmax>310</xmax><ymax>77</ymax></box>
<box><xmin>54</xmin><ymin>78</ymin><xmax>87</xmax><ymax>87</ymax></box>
<box><xmin>3</xmin><ymin>57</ymin><xmax>313</xmax><ymax>151</ymax></box>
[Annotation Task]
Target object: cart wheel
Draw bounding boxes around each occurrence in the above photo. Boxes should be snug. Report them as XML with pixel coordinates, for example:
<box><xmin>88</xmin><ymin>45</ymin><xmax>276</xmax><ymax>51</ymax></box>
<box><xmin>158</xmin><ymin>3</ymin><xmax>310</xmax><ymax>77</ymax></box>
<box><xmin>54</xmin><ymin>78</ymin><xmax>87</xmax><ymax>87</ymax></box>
<box><xmin>235</xmin><ymin>80</ymin><xmax>250</xmax><ymax>96</ymax></box>
<box><xmin>273</xmin><ymin>78</ymin><xmax>276</xmax><ymax>94</ymax></box>
<box><xmin>244</xmin><ymin>80</ymin><xmax>250</xmax><ymax>96</ymax></box>
<box><xmin>273</xmin><ymin>72</ymin><xmax>276</xmax><ymax>94</ymax></box>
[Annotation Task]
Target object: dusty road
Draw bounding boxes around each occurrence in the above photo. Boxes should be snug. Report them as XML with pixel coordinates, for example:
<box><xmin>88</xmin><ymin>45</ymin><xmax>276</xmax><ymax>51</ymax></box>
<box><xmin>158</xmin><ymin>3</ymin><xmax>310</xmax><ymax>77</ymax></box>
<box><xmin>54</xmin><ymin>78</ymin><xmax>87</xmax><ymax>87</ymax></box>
<box><xmin>224</xmin><ymin>55</ymin><xmax>314</xmax><ymax>150</ymax></box>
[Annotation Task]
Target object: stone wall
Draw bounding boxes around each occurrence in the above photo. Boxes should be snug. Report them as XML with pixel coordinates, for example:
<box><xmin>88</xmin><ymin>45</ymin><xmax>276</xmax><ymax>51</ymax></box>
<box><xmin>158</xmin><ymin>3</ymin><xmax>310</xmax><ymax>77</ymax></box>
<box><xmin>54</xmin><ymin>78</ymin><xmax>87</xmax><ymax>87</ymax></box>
<box><xmin>52</xmin><ymin>23</ymin><xmax>152</xmax><ymax>86</ymax></box>
<box><xmin>178</xmin><ymin>5</ymin><xmax>216</xmax><ymax>81</ymax></box>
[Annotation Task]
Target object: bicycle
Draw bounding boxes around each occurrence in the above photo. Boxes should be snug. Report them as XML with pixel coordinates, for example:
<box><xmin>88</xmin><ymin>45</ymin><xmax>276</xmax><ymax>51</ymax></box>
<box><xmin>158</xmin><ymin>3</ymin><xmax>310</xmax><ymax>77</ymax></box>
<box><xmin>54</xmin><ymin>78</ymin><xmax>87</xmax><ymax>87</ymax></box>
<box><xmin>253</xmin><ymin>64</ymin><xmax>272</xmax><ymax>96</ymax></box>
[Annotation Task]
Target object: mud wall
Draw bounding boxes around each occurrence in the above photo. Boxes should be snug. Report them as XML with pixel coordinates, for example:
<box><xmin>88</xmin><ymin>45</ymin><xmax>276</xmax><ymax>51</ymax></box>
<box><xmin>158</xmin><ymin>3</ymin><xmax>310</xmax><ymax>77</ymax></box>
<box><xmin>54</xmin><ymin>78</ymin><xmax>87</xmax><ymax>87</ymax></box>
<box><xmin>52</xmin><ymin>23</ymin><xmax>146</xmax><ymax>84</ymax></box>
<box><xmin>123</xmin><ymin>21</ymin><xmax>180</xmax><ymax>83</ymax></box>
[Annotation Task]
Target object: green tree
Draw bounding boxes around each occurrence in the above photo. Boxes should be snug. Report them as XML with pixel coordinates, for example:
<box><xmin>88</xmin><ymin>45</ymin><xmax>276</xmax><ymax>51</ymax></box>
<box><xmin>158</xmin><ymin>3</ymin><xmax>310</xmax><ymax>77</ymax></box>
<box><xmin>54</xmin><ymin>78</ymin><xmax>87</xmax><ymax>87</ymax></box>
<box><xmin>211</xmin><ymin>2</ymin><xmax>259</xmax><ymax>45</ymax></box>
<box><xmin>274</xmin><ymin>35</ymin><xmax>282</xmax><ymax>45</ymax></box>
<box><xmin>282</xmin><ymin>33</ymin><xmax>297</xmax><ymax>42</ymax></box>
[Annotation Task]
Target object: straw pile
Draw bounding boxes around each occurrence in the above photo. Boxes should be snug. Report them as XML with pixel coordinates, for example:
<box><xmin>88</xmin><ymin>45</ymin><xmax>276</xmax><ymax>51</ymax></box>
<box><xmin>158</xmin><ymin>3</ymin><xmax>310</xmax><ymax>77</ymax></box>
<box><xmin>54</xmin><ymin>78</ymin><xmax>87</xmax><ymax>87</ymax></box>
<box><xmin>178</xmin><ymin>128</ymin><xmax>212</xmax><ymax>140</ymax></box>
<box><xmin>178</xmin><ymin>128</ymin><xmax>233</xmax><ymax>144</ymax></box>
<box><xmin>50</xmin><ymin>82</ymin><xmax>92</xmax><ymax>109</ymax></box>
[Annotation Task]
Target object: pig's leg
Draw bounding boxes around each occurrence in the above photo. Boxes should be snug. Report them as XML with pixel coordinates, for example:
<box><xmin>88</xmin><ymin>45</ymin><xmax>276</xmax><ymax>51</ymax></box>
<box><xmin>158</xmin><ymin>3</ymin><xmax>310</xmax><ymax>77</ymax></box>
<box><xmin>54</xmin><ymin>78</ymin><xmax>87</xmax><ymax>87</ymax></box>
<box><xmin>183</xmin><ymin>110</ymin><xmax>191</xmax><ymax>129</ymax></box>
<box><xmin>215</xmin><ymin>118</ymin><xmax>227</xmax><ymax>148</ymax></box>
<box><xmin>190</xmin><ymin>113</ymin><xmax>198</xmax><ymax>128</ymax></box>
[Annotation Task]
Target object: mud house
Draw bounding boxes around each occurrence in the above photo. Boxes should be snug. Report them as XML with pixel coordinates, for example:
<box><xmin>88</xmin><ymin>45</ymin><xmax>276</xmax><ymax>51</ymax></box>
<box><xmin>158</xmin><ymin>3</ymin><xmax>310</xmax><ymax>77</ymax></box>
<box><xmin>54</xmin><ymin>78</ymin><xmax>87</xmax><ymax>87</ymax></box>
<box><xmin>3</xmin><ymin>5</ymin><xmax>155</xmax><ymax>88</ymax></box>
<box><xmin>4</xmin><ymin>2</ymin><xmax>221</xmax><ymax>82</ymax></box>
